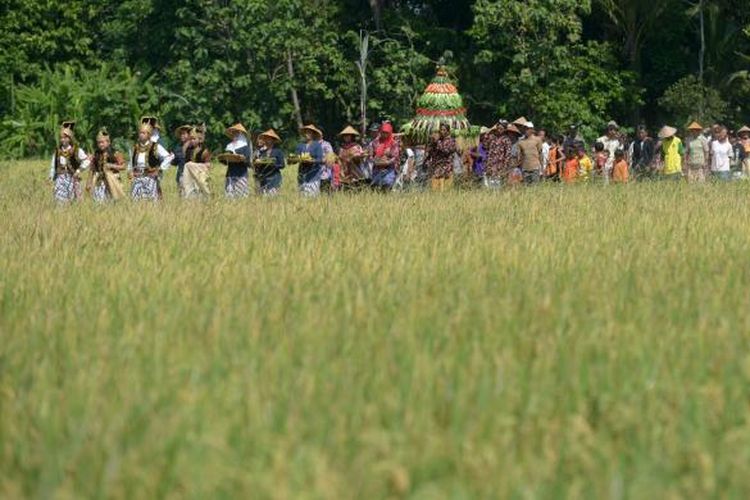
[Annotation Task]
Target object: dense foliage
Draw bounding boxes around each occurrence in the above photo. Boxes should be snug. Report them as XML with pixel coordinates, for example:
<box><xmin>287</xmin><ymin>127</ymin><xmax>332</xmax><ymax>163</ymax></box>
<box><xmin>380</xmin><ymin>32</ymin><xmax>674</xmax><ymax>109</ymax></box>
<box><xmin>0</xmin><ymin>0</ymin><xmax>748</xmax><ymax>156</ymax></box>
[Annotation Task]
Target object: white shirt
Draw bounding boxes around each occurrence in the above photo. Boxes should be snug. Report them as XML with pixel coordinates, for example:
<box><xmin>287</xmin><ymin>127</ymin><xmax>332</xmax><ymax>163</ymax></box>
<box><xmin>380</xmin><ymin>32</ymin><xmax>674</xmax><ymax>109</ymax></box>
<box><xmin>128</xmin><ymin>142</ymin><xmax>173</xmax><ymax>171</ymax></box>
<box><xmin>541</xmin><ymin>141</ymin><xmax>550</xmax><ymax>170</ymax></box>
<box><xmin>49</xmin><ymin>145</ymin><xmax>90</xmax><ymax>179</ymax></box>
<box><xmin>596</xmin><ymin>135</ymin><xmax>621</xmax><ymax>172</ymax></box>
<box><xmin>711</xmin><ymin>140</ymin><xmax>734</xmax><ymax>172</ymax></box>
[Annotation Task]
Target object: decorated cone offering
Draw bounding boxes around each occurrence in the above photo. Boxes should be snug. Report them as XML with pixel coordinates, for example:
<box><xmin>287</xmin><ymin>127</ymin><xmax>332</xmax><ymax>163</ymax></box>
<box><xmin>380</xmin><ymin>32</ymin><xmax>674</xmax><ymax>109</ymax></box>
<box><xmin>402</xmin><ymin>66</ymin><xmax>475</xmax><ymax>144</ymax></box>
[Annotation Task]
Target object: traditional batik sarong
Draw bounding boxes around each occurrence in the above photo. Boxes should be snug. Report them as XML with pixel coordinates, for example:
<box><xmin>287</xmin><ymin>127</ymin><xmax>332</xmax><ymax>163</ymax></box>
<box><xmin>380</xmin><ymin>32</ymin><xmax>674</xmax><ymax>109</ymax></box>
<box><xmin>131</xmin><ymin>175</ymin><xmax>161</xmax><ymax>201</ymax></box>
<box><xmin>225</xmin><ymin>176</ymin><xmax>249</xmax><ymax>199</ymax></box>
<box><xmin>182</xmin><ymin>162</ymin><xmax>211</xmax><ymax>198</ymax></box>
<box><xmin>53</xmin><ymin>173</ymin><xmax>81</xmax><ymax>202</ymax></box>
<box><xmin>90</xmin><ymin>171</ymin><xmax>125</xmax><ymax>202</ymax></box>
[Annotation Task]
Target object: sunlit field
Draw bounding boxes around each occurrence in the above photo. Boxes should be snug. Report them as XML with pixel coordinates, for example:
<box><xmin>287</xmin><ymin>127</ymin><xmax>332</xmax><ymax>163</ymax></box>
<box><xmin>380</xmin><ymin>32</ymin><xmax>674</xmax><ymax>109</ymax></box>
<box><xmin>2</xmin><ymin>159</ymin><xmax>750</xmax><ymax>498</ymax></box>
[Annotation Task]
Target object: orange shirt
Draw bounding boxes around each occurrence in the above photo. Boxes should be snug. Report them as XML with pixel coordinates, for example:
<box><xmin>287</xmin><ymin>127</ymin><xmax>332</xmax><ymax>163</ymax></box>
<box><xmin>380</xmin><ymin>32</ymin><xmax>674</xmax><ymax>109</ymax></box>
<box><xmin>612</xmin><ymin>159</ymin><xmax>629</xmax><ymax>183</ymax></box>
<box><xmin>562</xmin><ymin>158</ymin><xmax>579</xmax><ymax>183</ymax></box>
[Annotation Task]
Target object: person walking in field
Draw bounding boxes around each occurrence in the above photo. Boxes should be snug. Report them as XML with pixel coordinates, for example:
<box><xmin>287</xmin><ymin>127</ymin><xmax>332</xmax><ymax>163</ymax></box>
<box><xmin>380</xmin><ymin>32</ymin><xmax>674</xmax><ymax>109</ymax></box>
<box><xmin>596</xmin><ymin>121</ymin><xmax>623</xmax><ymax>181</ymax></box>
<box><xmin>424</xmin><ymin>122</ymin><xmax>458</xmax><ymax>192</ymax></box>
<box><xmin>253</xmin><ymin>129</ymin><xmax>285</xmax><ymax>196</ymax></box>
<box><xmin>295</xmin><ymin>124</ymin><xmax>326</xmax><ymax>197</ymax></box>
<box><xmin>612</xmin><ymin>150</ymin><xmax>629</xmax><ymax>183</ymax></box>
<box><xmin>484</xmin><ymin>123</ymin><xmax>517</xmax><ymax>189</ymax></box>
<box><xmin>658</xmin><ymin>126</ymin><xmax>683</xmax><ymax>181</ymax></box>
<box><xmin>577</xmin><ymin>145</ymin><xmax>594</xmax><ymax>182</ymax></box>
<box><xmin>222</xmin><ymin>123</ymin><xmax>252</xmax><ymax>198</ymax></box>
<box><xmin>709</xmin><ymin>126</ymin><xmax>734</xmax><ymax>182</ymax></box>
<box><xmin>561</xmin><ymin>147</ymin><xmax>579</xmax><ymax>184</ymax></box>
<box><xmin>337</xmin><ymin>126</ymin><xmax>367</xmax><ymax>190</ymax></box>
<box><xmin>737</xmin><ymin>126</ymin><xmax>750</xmax><ymax>178</ymax></box>
<box><xmin>517</xmin><ymin>122</ymin><xmax>543</xmax><ymax>184</ymax></box>
<box><xmin>181</xmin><ymin>125</ymin><xmax>212</xmax><ymax>198</ymax></box>
<box><xmin>630</xmin><ymin>125</ymin><xmax>655</xmax><ymax>180</ymax></box>
<box><xmin>129</xmin><ymin>121</ymin><xmax>173</xmax><ymax>201</ymax></box>
<box><xmin>368</xmin><ymin>122</ymin><xmax>400</xmax><ymax>191</ymax></box>
<box><xmin>86</xmin><ymin>128</ymin><xmax>125</xmax><ymax>202</ymax></box>
<box><xmin>684</xmin><ymin>121</ymin><xmax>709</xmax><ymax>183</ymax></box>
<box><xmin>49</xmin><ymin>121</ymin><xmax>90</xmax><ymax>203</ymax></box>
<box><xmin>172</xmin><ymin>124</ymin><xmax>192</xmax><ymax>194</ymax></box>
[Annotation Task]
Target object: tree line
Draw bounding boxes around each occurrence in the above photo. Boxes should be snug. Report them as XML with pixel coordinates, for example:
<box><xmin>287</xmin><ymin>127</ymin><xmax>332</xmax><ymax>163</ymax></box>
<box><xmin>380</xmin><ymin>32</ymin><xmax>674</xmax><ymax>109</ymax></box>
<box><xmin>1</xmin><ymin>0</ymin><xmax>748</xmax><ymax>157</ymax></box>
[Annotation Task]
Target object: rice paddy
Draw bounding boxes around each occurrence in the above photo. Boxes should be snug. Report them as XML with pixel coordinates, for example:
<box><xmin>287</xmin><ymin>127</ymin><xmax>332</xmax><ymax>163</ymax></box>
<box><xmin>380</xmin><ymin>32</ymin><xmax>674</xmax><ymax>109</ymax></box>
<box><xmin>2</xmin><ymin>159</ymin><xmax>750</xmax><ymax>498</ymax></box>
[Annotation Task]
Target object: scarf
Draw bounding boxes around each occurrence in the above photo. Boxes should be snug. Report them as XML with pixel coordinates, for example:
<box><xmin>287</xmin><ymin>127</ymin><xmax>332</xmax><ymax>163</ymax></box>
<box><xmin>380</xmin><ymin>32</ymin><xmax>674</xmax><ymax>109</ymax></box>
<box><xmin>375</xmin><ymin>123</ymin><xmax>394</xmax><ymax>157</ymax></box>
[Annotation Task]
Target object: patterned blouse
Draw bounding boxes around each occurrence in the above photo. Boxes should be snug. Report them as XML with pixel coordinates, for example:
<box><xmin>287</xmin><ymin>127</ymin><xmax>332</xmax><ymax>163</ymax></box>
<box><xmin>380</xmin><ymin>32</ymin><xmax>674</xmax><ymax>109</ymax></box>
<box><xmin>425</xmin><ymin>136</ymin><xmax>457</xmax><ymax>179</ymax></box>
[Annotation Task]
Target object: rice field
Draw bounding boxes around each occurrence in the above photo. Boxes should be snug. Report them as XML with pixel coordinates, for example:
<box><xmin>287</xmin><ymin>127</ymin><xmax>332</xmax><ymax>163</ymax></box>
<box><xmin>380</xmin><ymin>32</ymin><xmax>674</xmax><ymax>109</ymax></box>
<box><xmin>2</xmin><ymin>159</ymin><xmax>750</xmax><ymax>498</ymax></box>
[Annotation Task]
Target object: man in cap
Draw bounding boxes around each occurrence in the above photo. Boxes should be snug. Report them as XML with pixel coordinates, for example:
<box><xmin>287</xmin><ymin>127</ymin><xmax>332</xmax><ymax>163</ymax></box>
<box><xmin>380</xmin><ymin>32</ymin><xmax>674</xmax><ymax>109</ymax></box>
<box><xmin>595</xmin><ymin>120</ymin><xmax>622</xmax><ymax>181</ymax></box>
<box><xmin>684</xmin><ymin>121</ymin><xmax>709</xmax><ymax>183</ymax></box>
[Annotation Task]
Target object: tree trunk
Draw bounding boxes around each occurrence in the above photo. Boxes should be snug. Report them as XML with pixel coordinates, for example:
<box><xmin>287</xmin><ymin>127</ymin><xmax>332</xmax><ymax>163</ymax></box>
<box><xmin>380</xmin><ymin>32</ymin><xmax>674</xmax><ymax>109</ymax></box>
<box><xmin>698</xmin><ymin>0</ymin><xmax>706</xmax><ymax>118</ymax></box>
<box><xmin>357</xmin><ymin>31</ymin><xmax>369</xmax><ymax>137</ymax></box>
<box><xmin>287</xmin><ymin>50</ymin><xmax>303</xmax><ymax>129</ymax></box>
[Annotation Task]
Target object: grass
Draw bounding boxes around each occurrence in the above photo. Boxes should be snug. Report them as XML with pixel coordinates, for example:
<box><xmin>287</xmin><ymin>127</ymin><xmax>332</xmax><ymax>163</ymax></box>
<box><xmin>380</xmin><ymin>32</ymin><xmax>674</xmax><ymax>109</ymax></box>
<box><xmin>2</xmin><ymin>159</ymin><xmax>750</xmax><ymax>498</ymax></box>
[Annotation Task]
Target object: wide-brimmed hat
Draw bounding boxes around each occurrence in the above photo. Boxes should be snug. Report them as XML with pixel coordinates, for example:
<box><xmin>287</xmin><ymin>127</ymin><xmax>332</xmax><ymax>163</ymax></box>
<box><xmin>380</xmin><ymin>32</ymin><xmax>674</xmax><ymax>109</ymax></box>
<box><xmin>301</xmin><ymin>124</ymin><xmax>323</xmax><ymax>138</ymax></box>
<box><xmin>658</xmin><ymin>126</ymin><xmax>677</xmax><ymax>139</ymax></box>
<box><xmin>687</xmin><ymin>121</ymin><xmax>703</xmax><ymax>131</ymax></box>
<box><xmin>505</xmin><ymin>124</ymin><xmax>522</xmax><ymax>135</ymax></box>
<box><xmin>258</xmin><ymin>128</ymin><xmax>281</xmax><ymax>143</ymax></box>
<box><xmin>737</xmin><ymin>125</ymin><xmax>750</xmax><ymax>135</ymax></box>
<box><xmin>225</xmin><ymin>123</ymin><xmax>248</xmax><ymax>138</ymax></box>
<box><xmin>512</xmin><ymin>117</ymin><xmax>529</xmax><ymax>127</ymax></box>
<box><xmin>479</xmin><ymin>126</ymin><xmax>491</xmax><ymax>135</ymax></box>
<box><xmin>525</xmin><ymin>121</ymin><xmax>535</xmax><ymax>130</ymax></box>
<box><xmin>338</xmin><ymin>125</ymin><xmax>360</xmax><ymax>137</ymax></box>
<box><xmin>607</xmin><ymin>120</ymin><xmax>620</xmax><ymax>130</ymax></box>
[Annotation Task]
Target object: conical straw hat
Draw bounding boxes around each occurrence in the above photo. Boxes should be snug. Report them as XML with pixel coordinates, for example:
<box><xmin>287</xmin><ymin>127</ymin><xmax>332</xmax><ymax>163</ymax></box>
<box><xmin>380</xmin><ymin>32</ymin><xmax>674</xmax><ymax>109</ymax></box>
<box><xmin>258</xmin><ymin>128</ymin><xmax>282</xmax><ymax>143</ymax></box>
<box><xmin>658</xmin><ymin>126</ymin><xmax>677</xmax><ymax>139</ymax></box>
<box><xmin>687</xmin><ymin>121</ymin><xmax>703</xmax><ymax>131</ymax></box>
<box><xmin>338</xmin><ymin>125</ymin><xmax>360</xmax><ymax>137</ymax></box>
<box><xmin>225</xmin><ymin>123</ymin><xmax>248</xmax><ymax>138</ymax></box>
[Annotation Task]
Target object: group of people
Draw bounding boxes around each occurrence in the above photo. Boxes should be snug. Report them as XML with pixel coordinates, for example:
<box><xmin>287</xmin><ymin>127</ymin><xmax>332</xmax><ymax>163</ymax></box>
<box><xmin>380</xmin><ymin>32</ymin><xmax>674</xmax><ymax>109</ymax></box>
<box><xmin>48</xmin><ymin>115</ymin><xmax>750</xmax><ymax>203</ymax></box>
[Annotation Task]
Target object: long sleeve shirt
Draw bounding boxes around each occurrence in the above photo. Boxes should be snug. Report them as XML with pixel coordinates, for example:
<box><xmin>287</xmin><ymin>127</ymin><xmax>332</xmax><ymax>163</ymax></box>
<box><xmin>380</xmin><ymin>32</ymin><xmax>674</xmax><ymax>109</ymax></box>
<box><xmin>127</xmin><ymin>142</ymin><xmax>173</xmax><ymax>172</ymax></box>
<box><xmin>49</xmin><ymin>145</ymin><xmax>90</xmax><ymax>179</ymax></box>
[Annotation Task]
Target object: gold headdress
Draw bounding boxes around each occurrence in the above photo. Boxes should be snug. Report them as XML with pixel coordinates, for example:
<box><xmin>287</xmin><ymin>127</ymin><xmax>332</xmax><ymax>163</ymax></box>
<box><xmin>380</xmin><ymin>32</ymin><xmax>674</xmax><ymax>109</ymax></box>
<box><xmin>96</xmin><ymin>127</ymin><xmax>110</xmax><ymax>141</ymax></box>
<box><xmin>60</xmin><ymin>120</ymin><xmax>76</xmax><ymax>140</ymax></box>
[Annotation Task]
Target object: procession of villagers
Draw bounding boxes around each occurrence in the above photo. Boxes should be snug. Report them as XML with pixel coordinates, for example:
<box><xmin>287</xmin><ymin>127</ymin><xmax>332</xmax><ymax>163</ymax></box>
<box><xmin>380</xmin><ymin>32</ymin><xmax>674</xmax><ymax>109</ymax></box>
<box><xmin>49</xmin><ymin>116</ymin><xmax>750</xmax><ymax>203</ymax></box>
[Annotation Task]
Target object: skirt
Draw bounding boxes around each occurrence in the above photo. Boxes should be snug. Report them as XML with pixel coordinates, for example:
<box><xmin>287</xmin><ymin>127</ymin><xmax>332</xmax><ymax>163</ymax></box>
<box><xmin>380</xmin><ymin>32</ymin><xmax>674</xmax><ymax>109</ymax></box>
<box><xmin>131</xmin><ymin>176</ymin><xmax>161</xmax><ymax>201</ymax></box>
<box><xmin>298</xmin><ymin>166</ymin><xmax>322</xmax><ymax>197</ymax></box>
<box><xmin>182</xmin><ymin>162</ymin><xmax>211</xmax><ymax>198</ymax></box>
<box><xmin>53</xmin><ymin>173</ymin><xmax>81</xmax><ymax>202</ymax></box>
<box><xmin>371</xmin><ymin>167</ymin><xmax>396</xmax><ymax>189</ymax></box>
<box><xmin>225</xmin><ymin>176</ymin><xmax>250</xmax><ymax>198</ymax></box>
<box><xmin>256</xmin><ymin>171</ymin><xmax>282</xmax><ymax>196</ymax></box>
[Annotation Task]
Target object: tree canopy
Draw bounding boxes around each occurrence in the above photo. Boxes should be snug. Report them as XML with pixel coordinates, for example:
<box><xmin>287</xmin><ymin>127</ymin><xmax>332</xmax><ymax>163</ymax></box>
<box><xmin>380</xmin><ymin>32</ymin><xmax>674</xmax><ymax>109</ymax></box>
<box><xmin>1</xmin><ymin>0</ymin><xmax>748</xmax><ymax>155</ymax></box>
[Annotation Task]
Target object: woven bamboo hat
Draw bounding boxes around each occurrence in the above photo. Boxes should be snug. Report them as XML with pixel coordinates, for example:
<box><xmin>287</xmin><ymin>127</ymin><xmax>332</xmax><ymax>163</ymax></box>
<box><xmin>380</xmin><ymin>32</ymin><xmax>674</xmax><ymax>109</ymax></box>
<box><xmin>512</xmin><ymin>117</ymin><xmax>529</xmax><ymax>127</ymax></box>
<box><xmin>258</xmin><ymin>128</ymin><xmax>281</xmax><ymax>143</ymax></box>
<box><xmin>225</xmin><ymin>123</ymin><xmax>248</xmax><ymax>139</ymax></box>
<box><xmin>687</xmin><ymin>121</ymin><xmax>703</xmax><ymax>131</ymax></box>
<box><xmin>338</xmin><ymin>125</ymin><xmax>360</xmax><ymax>137</ymax></box>
<box><xmin>301</xmin><ymin>124</ymin><xmax>323</xmax><ymax>138</ymax></box>
<box><xmin>737</xmin><ymin>125</ymin><xmax>750</xmax><ymax>135</ymax></box>
<box><xmin>658</xmin><ymin>126</ymin><xmax>677</xmax><ymax>139</ymax></box>
<box><xmin>505</xmin><ymin>124</ymin><xmax>522</xmax><ymax>135</ymax></box>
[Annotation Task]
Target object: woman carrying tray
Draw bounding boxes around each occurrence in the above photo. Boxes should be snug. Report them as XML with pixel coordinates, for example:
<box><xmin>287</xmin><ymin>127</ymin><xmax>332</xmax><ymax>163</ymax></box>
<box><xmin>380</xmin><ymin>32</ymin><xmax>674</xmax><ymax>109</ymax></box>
<box><xmin>368</xmin><ymin>122</ymin><xmax>400</xmax><ymax>191</ymax></box>
<box><xmin>254</xmin><ymin>129</ymin><xmax>285</xmax><ymax>195</ymax></box>
<box><xmin>294</xmin><ymin>124</ymin><xmax>325</xmax><ymax>197</ymax></box>
<box><xmin>221</xmin><ymin>123</ymin><xmax>252</xmax><ymax>198</ymax></box>
<box><xmin>337</xmin><ymin>125</ymin><xmax>367</xmax><ymax>191</ymax></box>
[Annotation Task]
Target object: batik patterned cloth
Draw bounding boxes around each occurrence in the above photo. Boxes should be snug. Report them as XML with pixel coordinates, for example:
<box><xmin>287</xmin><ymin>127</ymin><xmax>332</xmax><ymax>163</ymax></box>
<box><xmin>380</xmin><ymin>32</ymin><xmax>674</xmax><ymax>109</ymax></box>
<box><xmin>485</xmin><ymin>133</ymin><xmax>513</xmax><ymax>180</ymax></box>
<box><xmin>225</xmin><ymin>176</ymin><xmax>250</xmax><ymax>198</ymax></box>
<box><xmin>131</xmin><ymin>175</ymin><xmax>161</xmax><ymax>201</ymax></box>
<box><xmin>53</xmin><ymin>173</ymin><xmax>81</xmax><ymax>202</ymax></box>
<box><xmin>425</xmin><ymin>136</ymin><xmax>457</xmax><ymax>179</ymax></box>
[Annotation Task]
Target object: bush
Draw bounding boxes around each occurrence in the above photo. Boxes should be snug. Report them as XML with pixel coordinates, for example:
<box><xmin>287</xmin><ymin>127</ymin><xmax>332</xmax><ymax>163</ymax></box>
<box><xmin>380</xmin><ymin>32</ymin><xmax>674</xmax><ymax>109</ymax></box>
<box><xmin>0</xmin><ymin>64</ymin><xmax>158</xmax><ymax>158</ymax></box>
<box><xmin>658</xmin><ymin>75</ymin><xmax>728</xmax><ymax>128</ymax></box>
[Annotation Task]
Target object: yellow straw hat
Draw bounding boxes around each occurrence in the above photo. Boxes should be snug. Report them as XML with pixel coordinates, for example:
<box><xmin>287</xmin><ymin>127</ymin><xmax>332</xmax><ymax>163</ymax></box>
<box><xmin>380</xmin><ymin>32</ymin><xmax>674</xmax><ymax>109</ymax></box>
<box><xmin>687</xmin><ymin>121</ymin><xmax>703</xmax><ymax>131</ymax></box>
<box><xmin>225</xmin><ymin>123</ymin><xmax>248</xmax><ymax>139</ymax></box>
<box><xmin>338</xmin><ymin>125</ymin><xmax>360</xmax><ymax>137</ymax></box>
<box><xmin>258</xmin><ymin>128</ymin><xmax>282</xmax><ymax>143</ymax></box>
<box><xmin>301</xmin><ymin>124</ymin><xmax>323</xmax><ymax>138</ymax></box>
